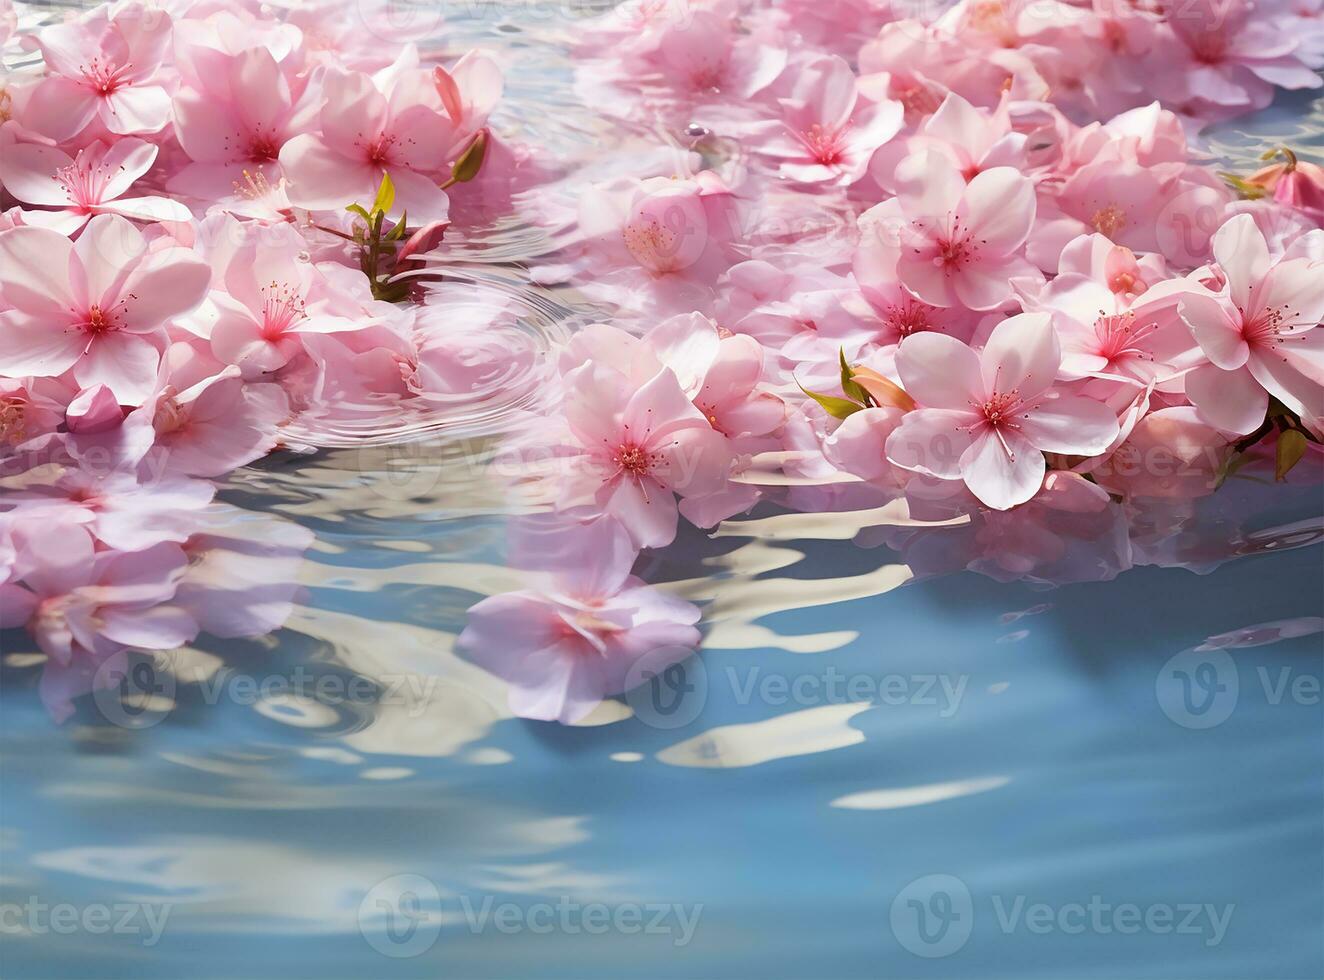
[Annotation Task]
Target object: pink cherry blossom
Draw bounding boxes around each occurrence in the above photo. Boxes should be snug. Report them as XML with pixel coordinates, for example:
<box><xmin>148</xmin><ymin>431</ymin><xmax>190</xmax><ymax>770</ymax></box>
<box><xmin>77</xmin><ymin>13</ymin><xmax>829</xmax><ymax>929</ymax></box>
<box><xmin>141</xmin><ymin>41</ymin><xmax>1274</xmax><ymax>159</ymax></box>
<box><xmin>1179</xmin><ymin>214</ymin><xmax>1324</xmax><ymax>435</ymax></box>
<box><xmin>0</xmin><ymin>519</ymin><xmax>197</xmax><ymax>722</ymax></box>
<box><xmin>1155</xmin><ymin>0</ymin><xmax>1322</xmax><ymax>115</ymax></box>
<box><xmin>207</xmin><ymin>223</ymin><xmax>363</xmax><ymax>375</ymax></box>
<box><xmin>170</xmin><ymin>44</ymin><xmax>319</xmax><ymax>198</ymax></box>
<box><xmin>880</xmin><ymin>151</ymin><xmax>1039</xmax><ymax>311</ymax></box>
<box><xmin>1034</xmin><ymin>273</ymin><xmax>1196</xmax><ymax>388</ymax></box>
<box><xmin>0</xmin><ymin>215</ymin><xmax>211</xmax><ymax>403</ymax></box>
<box><xmin>557</xmin><ymin>363</ymin><xmax>733</xmax><ymax>547</ymax></box>
<box><xmin>886</xmin><ymin>313</ymin><xmax>1121</xmax><ymax>509</ymax></box>
<box><xmin>279</xmin><ymin>51</ymin><xmax>455</xmax><ymax>222</ymax></box>
<box><xmin>753</xmin><ymin>54</ymin><xmax>903</xmax><ymax>185</ymax></box>
<box><xmin>23</xmin><ymin>3</ymin><xmax>174</xmax><ymax>141</ymax></box>
<box><xmin>0</xmin><ymin>138</ymin><xmax>190</xmax><ymax>234</ymax></box>
<box><xmin>457</xmin><ymin>513</ymin><xmax>700</xmax><ymax>723</ymax></box>
<box><xmin>135</xmin><ymin>367</ymin><xmax>289</xmax><ymax>477</ymax></box>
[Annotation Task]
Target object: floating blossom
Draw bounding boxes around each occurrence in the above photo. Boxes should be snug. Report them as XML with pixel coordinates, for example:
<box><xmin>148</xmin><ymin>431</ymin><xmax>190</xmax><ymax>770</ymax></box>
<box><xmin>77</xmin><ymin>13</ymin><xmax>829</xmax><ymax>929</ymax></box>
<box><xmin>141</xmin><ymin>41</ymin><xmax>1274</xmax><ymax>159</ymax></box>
<box><xmin>0</xmin><ymin>138</ymin><xmax>190</xmax><ymax>234</ymax></box>
<box><xmin>457</xmin><ymin>513</ymin><xmax>700</xmax><ymax>724</ymax></box>
<box><xmin>0</xmin><ymin>520</ymin><xmax>197</xmax><ymax>722</ymax></box>
<box><xmin>885</xmin><ymin>314</ymin><xmax>1121</xmax><ymax>509</ymax></box>
<box><xmin>557</xmin><ymin>363</ymin><xmax>733</xmax><ymax>548</ymax></box>
<box><xmin>23</xmin><ymin>3</ymin><xmax>174</xmax><ymax>141</ymax></box>
<box><xmin>877</xmin><ymin>151</ymin><xmax>1039</xmax><ymax>311</ymax></box>
<box><xmin>0</xmin><ymin>215</ymin><xmax>211</xmax><ymax>403</ymax></box>
<box><xmin>752</xmin><ymin>54</ymin><xmax>903</xmax><ymax>185</ymax></box>
<box><xmin>207</xmin><ymin>223</ymin><xmax>362</xmax><ymax>375</ymax></box>
<box><xmin>1179</xmin><ymin>215</ymin><xmax>1324</xmax><ymax>435</ymax></box>
<box><xmin>170</xmin><ymin>44</ymin><xmax>318</xmax><ymax>199</ymax></box>
<box><xmin>278</xmin><ymin>48</ymin><xmax>458</xmax><ymax>222</ymax></box>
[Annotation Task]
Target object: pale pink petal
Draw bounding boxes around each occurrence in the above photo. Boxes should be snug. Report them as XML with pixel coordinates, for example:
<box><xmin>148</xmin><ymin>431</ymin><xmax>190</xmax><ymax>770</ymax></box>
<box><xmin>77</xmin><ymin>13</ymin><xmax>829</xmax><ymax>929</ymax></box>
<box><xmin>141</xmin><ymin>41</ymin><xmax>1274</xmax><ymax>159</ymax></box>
<box><xmin>626</xmin><ymin>368</ymin><xmax>707</xmax><ymax>449</ymax></box>
<box><xmin>963</xmin><ymin>167</ymin><xmax>1035</xmax><ymax>251</ymax></box>
<box><xmin>0</xmin><ymin>142</ymin><xmax>74</xmax><ymax>205</ymax></box>
<box><xmin>981</xmin><ymin>313</ymin><xmax>1059</xmax><ymax>399</ymax></box>
<box><xmin>0</xmin><ymin>226</ymin><xmax>78</xmax><ymax>314</ymax></box>
<box><xmin>72</xmin><ymin>332</ymin><xmax>161</xmax><ymax>403</ymax></box>
<box><xmin>885</xmin><ymin>408</ymin><xmax>975</xmax><ymax>479</ymax></box>
<box><xmin>279</xmin><ymin>135</ymin><xmax>377</xmax><ymax>211</ymax></box>
<box><xmin>1212</xmin><ymin>213</ymin><xmax>1270</xmax><ymax>310</ymax></box>
<box><xmin>119</xmin><ymin>249</ymin><xmax>212</xmax><ymax>331</ymax></box>
<box><xmin>1184</xmin><ymin>363</ymin><xmax>1267</xmax><ymax>434</ymax></box>
<box><xmin>1021</xmin><ymin>393</ymin><xmax>1120</xmax><ymax>455</ymax></box>
<box><xmin>894</xmin><ymin>332</ymin><xmax>983</xmax><ymax>408</ymax></box>
<box><xmin>0</xmin><ymin>310</ymin><xmax>83</xmax><ymax>377</ymax></box>
<box><xmin>98</xmin><ymin>138</ymin><xmax>159</xmax><ymax>198</ymax></box>
<box><xmin>960</xmin><ymin>429</ymin><xmax>1044</xmax><ymax>510</ymax></box>
<box><xmin>100</xmin><ymin>85</ymin><xmax>172</xmax><ymax>134</ymax></box>
<box><xmin>1180</xmin><ymin>291</ymin><xmax>1247</xmax><ymax>370</ymax></box>
<box><xmin>605</xmin><ymin>476</ymin><xmax>679</xmax><ymax>548</ymax></box>
<box><xmin>24</xmin><ymin>77</ymin><xmax>98</xmax><ymax>141</ymax></box>
<box><xmin>73</xmin><ymin>214</ymin><xmax>146</xmax><ymax>309</ymax></box>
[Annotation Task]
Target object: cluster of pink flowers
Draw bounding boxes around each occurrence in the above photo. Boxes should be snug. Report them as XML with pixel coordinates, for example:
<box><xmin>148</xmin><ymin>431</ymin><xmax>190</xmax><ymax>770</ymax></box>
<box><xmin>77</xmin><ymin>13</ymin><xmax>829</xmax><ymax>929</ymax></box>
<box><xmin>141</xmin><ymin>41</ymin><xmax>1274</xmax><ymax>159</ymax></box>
<box><xmin>1</xmin><ymin>0</ymin><xmax>1320</xmax><ymax>727</ymax></box>
<box><xmin>460</xmin><ymin>0</ymin><xmax>1324</xmax><ymax>722</ymax></box>
<box><xmin>0</xmin><ymin>0</ymin><xmax>511</xmax><ymax>718</ymax></box>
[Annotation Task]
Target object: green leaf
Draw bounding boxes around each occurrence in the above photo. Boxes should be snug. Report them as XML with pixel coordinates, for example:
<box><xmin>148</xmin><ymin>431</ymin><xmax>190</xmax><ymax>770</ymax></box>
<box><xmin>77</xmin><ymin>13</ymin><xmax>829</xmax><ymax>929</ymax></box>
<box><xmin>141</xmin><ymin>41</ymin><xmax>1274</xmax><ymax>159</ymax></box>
<box><xmin>345</xmin><ymin>203</ymin><xmax>372</xmax><ymax>222</ymax></box>
<box><xmin>798</xmin><ymin>380</ymin><xmax>863</xmax><ymax>420</ymax></box>
<box><xmin>371</xmin><ymin>171</ymin><xmax>395</xmax><ymax>216</ymax></box>
<box><xmin>1275</xmin><ymin>429</ymin><xmax>1308</xmax><ymax>482</ymax></box>
<box><xmin>449</xmin><ymin>129</ymin><xmax>488</xmax><ymax>185</ymax></box>
<box><xmin>385</xmin><ymin>211</ymin><xmax>409</xmax><ymax>241</ymax></box>
<box><xmin>838</xmin><ymin>349</ymin><xmax>871</xmax><ymax>407</ymax></box>
<box><xmin>1217</xmin><ymin>172</ymin><xmax>1265</xmax><ymax>200</ymax></box>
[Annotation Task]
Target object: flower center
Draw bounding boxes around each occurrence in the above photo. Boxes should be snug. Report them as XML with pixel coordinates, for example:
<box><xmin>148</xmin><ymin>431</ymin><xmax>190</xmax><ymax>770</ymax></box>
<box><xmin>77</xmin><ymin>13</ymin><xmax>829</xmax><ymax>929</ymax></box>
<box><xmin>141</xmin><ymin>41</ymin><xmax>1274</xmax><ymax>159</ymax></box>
<box><xmin>83</xmin><ymin>300</ymin><xmax>129</xmax><ymax>337</ymax></box>
<box><xmin>152</xmin><ymin>391</ymin><xmax>189</xmax><ymax>435</ymax></box>
<box><xmin>1189</xmin><ymin>33</ymin><xmax>1226</xmax><ymax>65</ymax></box>
<box><xmin>897</xmin><ymin>83</ymin><xmax>942</xmax><ymax>117</ymax></box>
<box><xmin>1108</xmin><ymin>270</ymin><xmax>1143</xmax><ymax>297</ymax></box>
<box><xmin>1092</xmin><ymin>310</ymin><xmax>1160</xmax><ymax>364</ymax></box>
<box><xmin>623</xmin><ymin>217</ymin><xmax>683</xmax><ymax>271</ymax></box>
<box><xmin>969</xmin><ymin>385</ymin><xmax>1032</xmax><ymax>460</ymax></box>
<box><xmin>79</xmin><ymin>56</ymin><xmax>133</xmax><ymax>95</ymax></box>
<box><xmin>1239</xmin><ymin>302</ymin><xmax>1291</xmax><ymax>348</ymax></box>
<box><xmin>879</xmin><ymin>296</ymin><xmax>935</xmax><ymax>338</ymax></box>
<box><xmin>362</xmin><ymin>133</ymin><xmax>398</xmax><ymax>166</ymax></box>
<box><xmin>1090</xmin><ymin>204</ymin><xmax>1127</xmax><ymax>238</ymax></box>
<box><xmin>260</xmin><ymin>281</ymin><xmax>306</xmax><ymax>339</ymax></box>
<box><xmin>55</xmin><ymin>158</ymin><xmax>104</xmax><ymax>208</ymax></box>
<box><xmin>799</xmin><ymin>123</ymin><xmax>845</xmax><ymax>165</ymax></box>
<box><xmin>233</xmin><ymin>169</ymin><xmax>275</xmax><ymax>201</ymax></box>
<box><xmin>0</xmin><ymin>397</ymin><xmax>27</xmax><ymax>445</ymax></box>
<box><xmin>613</xmin><ymin>443</ymin><xmax>654</xmax><ymax>476</ymax></box>
<box><xmin>927</xmin><ymin>215</ymin><xmax>979</xmax><ymax>270</ymax></box>
<box><xmin>247</xmin><ymin>130</ymin><xmax>281</xmax><ymax>163</ymax></box>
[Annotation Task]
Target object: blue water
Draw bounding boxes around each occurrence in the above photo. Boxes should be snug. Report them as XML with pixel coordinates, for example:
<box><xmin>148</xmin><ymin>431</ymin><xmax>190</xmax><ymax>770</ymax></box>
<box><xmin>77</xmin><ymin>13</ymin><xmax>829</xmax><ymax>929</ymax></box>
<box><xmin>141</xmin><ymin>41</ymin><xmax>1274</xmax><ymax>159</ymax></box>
<box><xmin>2</xmin><ymin>2</ymin><xmax>1324</xmax><ymax>978</ymax></box>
